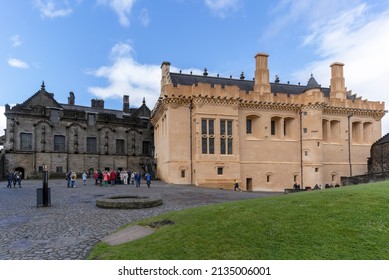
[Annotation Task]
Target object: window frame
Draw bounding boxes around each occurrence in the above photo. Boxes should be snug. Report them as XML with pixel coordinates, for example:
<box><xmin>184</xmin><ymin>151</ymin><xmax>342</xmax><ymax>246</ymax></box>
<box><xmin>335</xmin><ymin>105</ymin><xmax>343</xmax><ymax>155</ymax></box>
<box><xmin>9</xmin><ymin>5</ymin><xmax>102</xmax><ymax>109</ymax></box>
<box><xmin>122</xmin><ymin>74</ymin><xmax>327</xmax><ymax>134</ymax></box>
<box><xmin>20</xmin><ymin>132</ymin><xmax>33</xmax><ymax>151</ymax></box>
<box><xmin>86</xmin><ymin>137</ymin><xmax>97</xmax><ymax>153</ymax></box>
<box><xmin>53</xmin><ymin>135</ymin><xmax>66</xmax><ymax>152</ymax></box>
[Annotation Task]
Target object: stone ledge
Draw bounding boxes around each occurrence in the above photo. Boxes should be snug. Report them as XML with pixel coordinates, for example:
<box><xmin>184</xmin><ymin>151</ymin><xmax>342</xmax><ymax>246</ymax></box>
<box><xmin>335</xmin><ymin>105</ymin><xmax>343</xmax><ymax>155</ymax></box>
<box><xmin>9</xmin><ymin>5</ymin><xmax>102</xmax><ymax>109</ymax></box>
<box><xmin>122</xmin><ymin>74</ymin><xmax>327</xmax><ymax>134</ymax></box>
<box><xmin>96</xmin><ymin>194</ymin><xmax>163</xmax><ymax>209</ymax></box>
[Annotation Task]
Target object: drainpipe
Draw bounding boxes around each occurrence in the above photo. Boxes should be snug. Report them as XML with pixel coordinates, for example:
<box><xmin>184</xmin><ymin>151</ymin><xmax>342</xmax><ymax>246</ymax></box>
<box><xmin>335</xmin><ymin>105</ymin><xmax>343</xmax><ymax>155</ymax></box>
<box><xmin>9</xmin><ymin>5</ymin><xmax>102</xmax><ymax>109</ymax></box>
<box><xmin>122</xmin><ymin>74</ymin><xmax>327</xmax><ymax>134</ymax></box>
<box><xmin>348</xmin><ymin>113</ymin><xmax>353</xmax><ymax>176</ymax></box>
<box><xmin>299</xmin><ymin>109</ymin><xmax>304</xmax><ymax>188</ymax></box>
<box><xmin>189</xmin><ymin>99</ymin><xmax>193</xmax><ymax>185</ymax></box>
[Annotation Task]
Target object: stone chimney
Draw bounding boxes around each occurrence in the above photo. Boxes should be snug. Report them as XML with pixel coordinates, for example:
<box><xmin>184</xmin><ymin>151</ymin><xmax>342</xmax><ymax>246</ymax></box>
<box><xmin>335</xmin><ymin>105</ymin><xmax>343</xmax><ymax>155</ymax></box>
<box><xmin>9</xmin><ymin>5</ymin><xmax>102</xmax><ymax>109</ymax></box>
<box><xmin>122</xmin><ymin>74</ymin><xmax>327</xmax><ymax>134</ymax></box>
<box><xmin>330</xmin><ymin>62</ymin><xmax>346</xmax><ymax>100</ymax></box>
<box><xmin>68</xmin><ymin>91</ymin><xmax>75</xmax><ymax>105</ymax></box>
<box><xmin>161</xmin><ymin>61</ymin><xmax>171</xmax><ymax>88</ymax></box>
<box><xmin>91</xmin><ymin>99</ymin><xmax>104</xmax><ymax>109</ymax></box>
<box><xmin>123</xmin><ymin>95</ymin><xmax>130</xmax><ymax>112</ymax></box>
<box><xmin>254</xmin><ymin>53</ymin><xmax>271</xmax><ymax>94</ymax></box>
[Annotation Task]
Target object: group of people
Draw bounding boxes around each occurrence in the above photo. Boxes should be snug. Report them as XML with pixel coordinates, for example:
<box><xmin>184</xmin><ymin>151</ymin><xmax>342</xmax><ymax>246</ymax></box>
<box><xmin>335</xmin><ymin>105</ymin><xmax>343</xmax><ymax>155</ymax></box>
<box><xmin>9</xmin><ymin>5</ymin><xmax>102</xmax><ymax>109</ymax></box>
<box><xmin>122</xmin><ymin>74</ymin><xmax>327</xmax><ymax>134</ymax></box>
<box><xmin>65</xmin><ymin>169</ymin><xmax>152</xmax><ymax>188</ymax></box>
<box><xmin>6</xmin><ymin>171</ymin><xmax>22</xmax><ymax>188</ymax></box>
<box><xmin>87</xmin><ymin>169</ymin><xmax>152</xmax><ymax>188</ymax></box>
<box><xmin>65</xmin><ymin>171</ymin><xmax>78</xmax><ymax>188</ymax></box>
<box><xmin>293</xmin><ymin>182</ymin><xmax>341</xmax><ymax>191</ymax></box>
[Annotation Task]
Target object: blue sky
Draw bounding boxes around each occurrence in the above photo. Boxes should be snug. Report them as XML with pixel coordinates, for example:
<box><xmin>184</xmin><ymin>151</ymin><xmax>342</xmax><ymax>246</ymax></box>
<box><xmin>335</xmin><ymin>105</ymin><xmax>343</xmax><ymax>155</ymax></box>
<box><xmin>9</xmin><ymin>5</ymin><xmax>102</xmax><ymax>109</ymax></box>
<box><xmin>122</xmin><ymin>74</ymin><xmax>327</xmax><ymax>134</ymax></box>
<box><xmin>1</xmin><ymin>0</ymin><xmax>389</xmax><ymax>135</ymax></box>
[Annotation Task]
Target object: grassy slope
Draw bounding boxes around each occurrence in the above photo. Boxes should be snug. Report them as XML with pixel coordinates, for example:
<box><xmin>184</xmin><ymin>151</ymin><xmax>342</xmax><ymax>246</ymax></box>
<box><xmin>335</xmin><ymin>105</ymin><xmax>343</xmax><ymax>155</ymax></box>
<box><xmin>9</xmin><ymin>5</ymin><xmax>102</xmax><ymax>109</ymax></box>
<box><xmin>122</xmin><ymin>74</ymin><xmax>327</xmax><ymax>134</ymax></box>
<box><xmin>88</xmin><ymin>182</ymin><xmax>389</xmax><ymax>260</ymax></box>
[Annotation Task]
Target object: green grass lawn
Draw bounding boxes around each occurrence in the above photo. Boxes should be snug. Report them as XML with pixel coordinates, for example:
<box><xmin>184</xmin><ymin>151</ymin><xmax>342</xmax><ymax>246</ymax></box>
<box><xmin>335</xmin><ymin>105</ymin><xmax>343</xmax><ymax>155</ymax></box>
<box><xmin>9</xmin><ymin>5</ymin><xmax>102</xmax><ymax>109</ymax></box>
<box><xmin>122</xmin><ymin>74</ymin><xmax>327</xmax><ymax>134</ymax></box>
<box><xmin>88</xmin><ymin>181</ymin><xmax>389</xmax><ymax>260</ymax></box>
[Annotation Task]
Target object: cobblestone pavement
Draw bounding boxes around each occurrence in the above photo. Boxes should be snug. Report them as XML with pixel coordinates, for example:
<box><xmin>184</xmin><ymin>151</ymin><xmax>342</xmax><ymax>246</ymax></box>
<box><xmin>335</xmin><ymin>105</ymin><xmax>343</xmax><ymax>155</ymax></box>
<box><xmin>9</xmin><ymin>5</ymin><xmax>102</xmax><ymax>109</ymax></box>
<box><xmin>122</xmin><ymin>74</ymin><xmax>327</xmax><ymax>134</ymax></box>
<box><xmin>0</xmin><ymin>179</ymin><xmax>280</xmax><ymax>260</ymax></box>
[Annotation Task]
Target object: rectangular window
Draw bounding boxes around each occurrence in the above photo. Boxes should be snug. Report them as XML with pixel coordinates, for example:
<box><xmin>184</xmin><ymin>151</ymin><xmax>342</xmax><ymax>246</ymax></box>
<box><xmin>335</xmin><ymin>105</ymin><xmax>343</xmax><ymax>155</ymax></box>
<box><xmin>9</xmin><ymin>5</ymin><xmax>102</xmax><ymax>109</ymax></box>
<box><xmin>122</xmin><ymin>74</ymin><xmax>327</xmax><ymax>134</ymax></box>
<box><xmin>142</xmin><ymin>141</ymin><xmax>150</xmax><ymax>155</ymax></box>
<box><xmin>86</xmin><ymin>137</ymin><xmax>97</xmax><ymax>153</ymax></box>
<box><xmin>87</xmin><ymin>114</ymin><xmax>96</xmax><ymax>126</ymax></box>
<box><xmin>217</xmin><ymin>167</ymin><xmax>223</xmax><ymax>175</ymax></box>
<box><xmin>143</xmin><ymin>120</ymin><xmax>148</xmax><ymax>129</ymax></box>
<box><xmin>271</xmin><ymin>120</ymin><xmax>276</xmax><ymax>135</ymax></box>
<box><xmin>201</xmin><ymin>119</ymin><xmax>215</xmax><ymax>154</ymax></box>
<box><xmin>20</xmin><ymin>133</ymin><xmax>32</xmax><ymax>150</ymax></box>
<box><xmin>181</xmin><ymin>170</ymin><xmax>185</xmax><ymax>178</ymax></box>
<box><xmin>54</xmin><ymin>135</ymin><xmax>65</xmax><ymax>152</ymax></box>
<box><xmin>56</xmin><ymin>166</ymin><xmax>63</xmax><ymax>173</ymax></box>
<box><xmin>246</xmin><ymin>118</ymin><xmax>252</xmax><ymax>134</ymax></box>
<box><xmin>50</xmin><ymin>109</ymin><xmax>60</xmax><ymax>123</ymax></box>
<box><xmin>116</xmin><ymin>139</ymin><xmax>125</xmax><ymax>154</ymax></box>
<box><xmin>303</xmin><ymin>128</ymin><xmax>308</xmax><ymax>133</ymax></box>
<box><xmin>227</xmin><ymin>120</ymin><xmax>233</xmax><ymax>154</ymax></box>
<box><xmin>220</xmin><ymin>120</ymin><xmax>233</xmax><ymax>155</ymax></box>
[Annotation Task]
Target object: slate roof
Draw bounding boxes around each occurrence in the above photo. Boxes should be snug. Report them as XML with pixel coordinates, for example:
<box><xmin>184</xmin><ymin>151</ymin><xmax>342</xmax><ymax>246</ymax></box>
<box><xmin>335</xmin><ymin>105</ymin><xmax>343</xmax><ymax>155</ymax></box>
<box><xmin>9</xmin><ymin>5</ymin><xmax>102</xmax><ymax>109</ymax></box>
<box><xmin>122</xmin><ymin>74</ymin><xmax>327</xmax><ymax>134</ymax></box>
<box><xmin>8</xmin><ymin>81</ymin><xmax>150</xmax><ymax>119</ymax></box>
<box><xmin>304</xmin><ymin>74</ymin><xmax>321</xmax><ymax>92</ymax></box>
<box><xmin>60</xmin><ymin>103</ymin><xmax>137</xmax><ymax>118</ymax></box>
<box><xmin>169</xmin><ymin>72</ymin><xmax>331</xmax><ymax>97</ymax></box>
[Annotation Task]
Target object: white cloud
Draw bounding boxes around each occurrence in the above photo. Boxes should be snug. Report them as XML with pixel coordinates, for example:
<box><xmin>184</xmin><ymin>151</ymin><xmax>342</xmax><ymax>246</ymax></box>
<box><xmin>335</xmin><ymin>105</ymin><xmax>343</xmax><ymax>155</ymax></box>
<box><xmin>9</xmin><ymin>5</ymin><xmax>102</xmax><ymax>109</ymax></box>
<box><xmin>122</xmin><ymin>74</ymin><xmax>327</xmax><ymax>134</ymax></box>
<box><xmin>289</xmin><ymin>3</ymin><xmax>389</xmax><ymax>134</ymax></box>
<box><xmin>10</xmin><ymin>35</ymin><xmax>22</xmax><ymax>47</ymax></box>
<box><xmin>87</xmin><ymin>42</ymin><xmax>203</xmax><ymax>108</ymax></box>
<box><xmin>35</xmin><ymin>0</ymin><xmax>73</xmax><ymax>18</ymax></box>
<box><xmin>204</xmin><ymin>0</ymin><xmax>240</xmax><ymax>18</ymax></box>
<box><xmin>87</xmin><ymin>42</ymin><xmax>161</xmax><ymax>107</ymax></box>
<box><xmin>98</xmin><ymin>0</ymin><xmax>136</xmax><ymax>27</ymax></box>
<box><xmin>7</xmin><ymin>58</ymin><xmax>30</xmax><ymax>69</ymax></box>
<box><xmin>139</xmin><ymin>8</ymin><xmax>150</xmax><ymax>26</ymax></box>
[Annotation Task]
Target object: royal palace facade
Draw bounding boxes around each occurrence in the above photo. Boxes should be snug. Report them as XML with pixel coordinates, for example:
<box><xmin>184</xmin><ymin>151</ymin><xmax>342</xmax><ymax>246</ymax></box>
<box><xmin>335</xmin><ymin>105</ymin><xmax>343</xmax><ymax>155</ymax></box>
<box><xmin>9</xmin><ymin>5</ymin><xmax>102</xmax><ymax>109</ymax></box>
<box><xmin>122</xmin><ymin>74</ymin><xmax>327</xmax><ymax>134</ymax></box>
<box><xmin>151</xmin><ymin>53</ymin><xmax>386</xmax><ymax>192</ymax></box>
<box><xmin>1</xmin><ymin>82</ymin><xmax>153</xmax><ymax>179</ymax></box>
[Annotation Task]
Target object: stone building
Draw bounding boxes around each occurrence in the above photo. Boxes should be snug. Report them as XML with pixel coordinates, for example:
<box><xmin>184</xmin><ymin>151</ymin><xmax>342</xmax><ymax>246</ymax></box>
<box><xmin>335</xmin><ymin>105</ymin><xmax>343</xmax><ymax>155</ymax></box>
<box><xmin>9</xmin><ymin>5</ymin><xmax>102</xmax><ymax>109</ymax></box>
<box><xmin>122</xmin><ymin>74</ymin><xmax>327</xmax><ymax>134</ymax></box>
<box><xmin>368</xmin><ymin>133</ymin><xmax>389</xmax><ymax>174</ymax></box>
<box><xmin>151</xmin><ymin>52</ymin><xmax>385</xmax><ymax>192</ymax></box>
<box><xmin>1</xmin><ymin>82</ymin><xmax>153</xmax><ymax>179</ymax></box>
<box><xmin>340</xmin><ymin>133</ymin><xmax>389</xmax><ymax>185</ymax></box>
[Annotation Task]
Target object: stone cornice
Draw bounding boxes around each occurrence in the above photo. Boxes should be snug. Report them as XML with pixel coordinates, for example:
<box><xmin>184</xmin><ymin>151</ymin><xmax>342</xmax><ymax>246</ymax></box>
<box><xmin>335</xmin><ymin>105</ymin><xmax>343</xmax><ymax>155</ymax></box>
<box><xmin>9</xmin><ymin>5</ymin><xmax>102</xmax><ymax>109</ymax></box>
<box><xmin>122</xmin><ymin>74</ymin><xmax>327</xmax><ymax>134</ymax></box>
<box><xmin>323</xmin><ymin>106</ymin><xmax>386</xmax><ymax>120</ymax></box>
<box><xmin>240</xmin><ymin>101</ymin><xmax>301</xmax><ymax>112</ymax></box>
<box><xmin>151</xmin><ymin>95</ymin><xmax>386</xmax><ymax>124</ymax></box>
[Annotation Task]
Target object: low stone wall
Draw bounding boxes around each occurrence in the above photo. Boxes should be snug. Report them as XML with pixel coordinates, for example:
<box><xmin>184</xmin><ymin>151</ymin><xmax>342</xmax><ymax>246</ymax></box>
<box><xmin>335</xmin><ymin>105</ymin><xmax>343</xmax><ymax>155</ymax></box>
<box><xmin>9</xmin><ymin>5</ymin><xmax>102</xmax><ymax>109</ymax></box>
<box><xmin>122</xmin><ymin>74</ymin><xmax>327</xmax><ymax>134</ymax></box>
<box><xmin>341</xmin><ymin>172</ymin><xmax>389</xmax><ymax>186</ymax></box>
<box><xmin>96</xmin><ymin>194</ymin><xmax>162</xmax><ymax>209</ymax></box>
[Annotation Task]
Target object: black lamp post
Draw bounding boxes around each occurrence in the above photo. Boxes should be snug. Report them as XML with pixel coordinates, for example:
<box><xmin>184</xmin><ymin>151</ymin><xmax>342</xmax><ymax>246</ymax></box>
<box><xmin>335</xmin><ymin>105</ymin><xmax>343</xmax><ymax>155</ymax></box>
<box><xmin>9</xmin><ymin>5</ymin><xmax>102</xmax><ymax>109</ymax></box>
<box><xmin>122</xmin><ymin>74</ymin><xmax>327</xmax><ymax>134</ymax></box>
<box><xmin>42</xmin><ymin>164</ymin><xmax>49</xmax><ymax>207</ymax></box>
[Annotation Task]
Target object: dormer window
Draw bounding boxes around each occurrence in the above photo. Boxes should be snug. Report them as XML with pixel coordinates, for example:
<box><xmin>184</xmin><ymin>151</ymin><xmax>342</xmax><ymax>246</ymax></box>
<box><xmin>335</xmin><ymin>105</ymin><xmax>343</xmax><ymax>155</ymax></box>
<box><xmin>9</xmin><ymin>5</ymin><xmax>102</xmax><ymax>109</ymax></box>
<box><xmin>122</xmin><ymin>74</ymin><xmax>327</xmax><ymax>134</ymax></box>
<box><xmin>87</xmin><ymin>113</ymin><xmax>96</xmax><ymax>126</ymax></box>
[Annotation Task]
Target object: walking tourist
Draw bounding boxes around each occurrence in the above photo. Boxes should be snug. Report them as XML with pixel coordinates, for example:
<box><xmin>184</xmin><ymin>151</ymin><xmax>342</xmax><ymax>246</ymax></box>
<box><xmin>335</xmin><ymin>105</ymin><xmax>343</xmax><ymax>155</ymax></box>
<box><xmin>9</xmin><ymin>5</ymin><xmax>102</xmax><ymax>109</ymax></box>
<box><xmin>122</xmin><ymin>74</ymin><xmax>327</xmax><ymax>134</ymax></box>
<box><xmin>135</xmin><ymin>172</ymin><xmax>141</xmax><ymax>188</ymax></box>
<box><xmin>82</xmin><ymin>171</ymin><xmax>87</xmax><ymax>186</ymax></box>
<box><xmin>66</xmin><ymin>171</ymin><xmax>71</xmax><ymax>188</ymax></box>
<box><xmin>233</xmin><ymin>179</ymin><xmax>242</xmax><ymax>192</ymax></box>
<box><xmin>123</xmin><ymin>171</ymin><xmax>129</xmax><ymax>185</ymax></box>
<box><xmin>103</xmin><ymin>171</ymin><xmax>110</xmax><ymax>187</ymax></box>
<box><xmin>70</xmin><ymin>171</ymin><xmax>77</xmax><ymax>188</ymax></box>
<box><xmin>93</xmin><ymin>170</ymin><xmax>99</xmax><ymax>185</ymax></box>
<box><xmin>6</xmin><ymin>172</ymin><xmax>13</xmax><ymax>188</ymax></box>
<box><xmin>145</xmin><ymin>172</ymin><xmax>151</xmax><ymax>188</ymax></box>
<box><xmin>130</xmin><ymin>172</ymin><xmax>135</xmax><ymax>185</ymax></box>
<box><xmin>110</xmin><ymin>170</ymin><xmax>117</xmax><ymax>186</ymax></box>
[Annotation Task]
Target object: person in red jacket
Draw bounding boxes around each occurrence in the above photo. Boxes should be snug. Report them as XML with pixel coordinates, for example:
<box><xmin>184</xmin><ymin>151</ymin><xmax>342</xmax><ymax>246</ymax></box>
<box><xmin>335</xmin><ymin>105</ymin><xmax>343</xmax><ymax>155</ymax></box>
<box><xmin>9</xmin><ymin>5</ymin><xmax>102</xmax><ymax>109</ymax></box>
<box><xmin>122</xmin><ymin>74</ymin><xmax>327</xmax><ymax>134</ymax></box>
<box><xmin>110</xmin><ymin>170</ymin><xmax>117</xmax><ymax>186</ymax></box>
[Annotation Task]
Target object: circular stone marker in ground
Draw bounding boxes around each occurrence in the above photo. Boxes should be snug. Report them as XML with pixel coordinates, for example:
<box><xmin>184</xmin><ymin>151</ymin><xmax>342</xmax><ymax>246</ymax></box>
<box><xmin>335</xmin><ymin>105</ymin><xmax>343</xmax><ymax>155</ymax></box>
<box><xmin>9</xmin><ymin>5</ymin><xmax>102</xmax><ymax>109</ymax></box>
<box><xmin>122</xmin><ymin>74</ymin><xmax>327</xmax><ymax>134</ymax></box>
<box><xmin>96</xmin><ymin>194</ymin><xmax>162</xmax><ymax>209</ymax></box>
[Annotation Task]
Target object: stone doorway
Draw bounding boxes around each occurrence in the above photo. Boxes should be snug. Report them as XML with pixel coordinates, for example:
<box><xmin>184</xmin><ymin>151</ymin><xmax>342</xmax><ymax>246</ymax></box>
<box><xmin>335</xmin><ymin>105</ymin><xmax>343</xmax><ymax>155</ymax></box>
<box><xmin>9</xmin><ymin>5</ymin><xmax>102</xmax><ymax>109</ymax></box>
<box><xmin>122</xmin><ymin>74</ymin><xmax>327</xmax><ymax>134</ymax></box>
<box><xmin>246</xmin><ymin>178</ymin><xmax>253</xmax><ymax>191</ymax></box>
<box><xmin>15</xmin><ymin>167</ymin><xmax>25</xmax><ymax>179</ymax></box>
